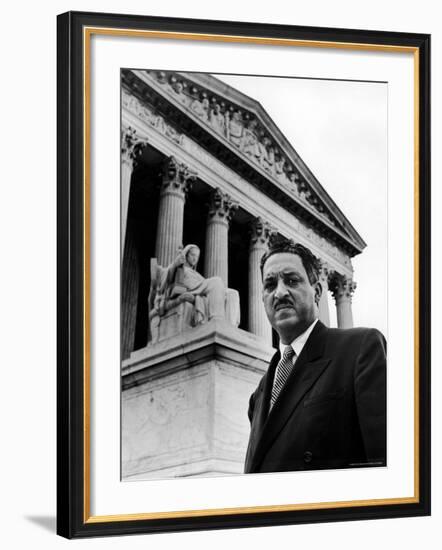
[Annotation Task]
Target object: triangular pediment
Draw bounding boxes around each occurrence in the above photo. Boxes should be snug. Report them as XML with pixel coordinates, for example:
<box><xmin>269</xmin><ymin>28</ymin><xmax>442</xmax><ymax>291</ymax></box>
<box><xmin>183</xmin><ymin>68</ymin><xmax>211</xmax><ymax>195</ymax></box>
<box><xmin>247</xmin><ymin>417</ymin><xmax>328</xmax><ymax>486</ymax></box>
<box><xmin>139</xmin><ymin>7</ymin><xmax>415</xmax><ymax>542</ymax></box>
<box><xmin>122</xmin><ymin>69</ymin><xmax>366</xmax><ymax>257</ymax></box>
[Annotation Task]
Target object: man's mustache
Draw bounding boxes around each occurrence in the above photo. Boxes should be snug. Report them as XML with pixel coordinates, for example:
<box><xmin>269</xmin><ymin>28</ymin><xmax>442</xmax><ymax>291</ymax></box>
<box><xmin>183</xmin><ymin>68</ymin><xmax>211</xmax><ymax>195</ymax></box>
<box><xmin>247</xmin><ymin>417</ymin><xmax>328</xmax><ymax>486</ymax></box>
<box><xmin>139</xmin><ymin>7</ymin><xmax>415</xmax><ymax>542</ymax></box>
<box><xmin>273</xmin><ymin>299</ymin><xmax>295</xmax><ymax>309</ymax></box>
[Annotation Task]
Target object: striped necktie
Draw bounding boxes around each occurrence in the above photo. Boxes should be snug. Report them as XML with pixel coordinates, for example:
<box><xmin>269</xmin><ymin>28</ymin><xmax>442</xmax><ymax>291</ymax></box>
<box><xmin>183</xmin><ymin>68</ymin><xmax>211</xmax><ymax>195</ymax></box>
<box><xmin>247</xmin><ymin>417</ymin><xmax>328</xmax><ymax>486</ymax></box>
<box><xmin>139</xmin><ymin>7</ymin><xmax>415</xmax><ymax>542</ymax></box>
<box><xmin>270</xmin><ymin>345</ymin><xmax>296</xmax><ymax>409</ymax></box>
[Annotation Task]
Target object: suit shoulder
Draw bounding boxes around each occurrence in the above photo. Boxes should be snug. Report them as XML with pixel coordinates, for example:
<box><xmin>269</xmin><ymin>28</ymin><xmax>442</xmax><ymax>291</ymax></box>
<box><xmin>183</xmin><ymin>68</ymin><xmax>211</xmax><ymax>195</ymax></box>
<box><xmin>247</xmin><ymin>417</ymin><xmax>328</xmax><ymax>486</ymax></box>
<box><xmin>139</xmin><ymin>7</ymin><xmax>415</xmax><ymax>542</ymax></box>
<box><xmin>326</xmin><ymin>326</ymin><xmax>385</xmax><ymax>342</ymax></box>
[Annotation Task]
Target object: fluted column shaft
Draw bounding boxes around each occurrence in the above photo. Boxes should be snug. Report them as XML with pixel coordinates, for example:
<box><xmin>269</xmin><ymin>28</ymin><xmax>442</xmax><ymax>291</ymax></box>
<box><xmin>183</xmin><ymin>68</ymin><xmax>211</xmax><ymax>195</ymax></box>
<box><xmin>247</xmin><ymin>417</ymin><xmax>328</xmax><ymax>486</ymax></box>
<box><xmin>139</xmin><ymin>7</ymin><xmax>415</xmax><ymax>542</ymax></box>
<box><xmin>156</xmin><ymin>188</ymin><xmax>185</xmax><ymax>266</ymax></box>
<box><xmin>121</xmin><ymin>225</ymin><xmax>139</xmax><ymax>358</ymax></box>
<box><xmin>155</xmin><ymin>157</ymin><xmax>196</xmax><ymax>266</ymax></box>
<box><xmin>248</xmin><ymin>219</ymin><xmax>273</xmax><ymax>344</ymax></box>
<box><xmin>318</xmin><ymin>265</ymin><xmax>330</xmax><ymax>327</ymax></box>
<box><xmin>330</xmin><ymin>274</ymin><xmax>356</xmax><ymax>329</ymax></box>
<box><xmin>205</xmin><ymin>218</ymin><xmax>228</xmax><ymax>284</ymax></box>
<box><xmin>204</xmin><ymin>188</ymin><xmax>238</xmax><ymax>286</ymax></box>
<box><xmin>121</xmin><ymin>156</ymin><xmax>133</xmax><ymax>255</ymax></box>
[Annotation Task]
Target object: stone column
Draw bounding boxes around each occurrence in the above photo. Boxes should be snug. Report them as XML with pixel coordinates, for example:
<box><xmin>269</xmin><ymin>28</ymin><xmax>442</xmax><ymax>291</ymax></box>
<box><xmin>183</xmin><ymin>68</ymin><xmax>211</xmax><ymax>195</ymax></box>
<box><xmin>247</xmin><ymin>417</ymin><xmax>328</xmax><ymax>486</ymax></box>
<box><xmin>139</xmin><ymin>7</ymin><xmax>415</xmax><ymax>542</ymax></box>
<box><xmin>155</xmin><ymin>157</ymin><xmax>196</xmax><ymax>266</ymax></box>
<box><xmin>121</xmin><ymin>127</ymin><xmax>146</xmax><ymax>256</ymax></box>
<box><xmin>121</xmin><ymin>224</ymin><xmax>139</xmax><ymax>359</ymax></box>
<box><xmin>330</xmin><ymin>273</ymin><xmax>357</xmax><ymax>329</ymax></box>
<box><xmin>318</xmin><ymin>263</ymin><xmax>331</xmax><ymax>327</ymax></box>
<box><xmin>248</xmin><ymin>218</ymin><xmax>274</xmax><ymax>344</ymax></box>
<box><xmin>204</xmin><ymin>188</ymin><xmax>238</xmax><ymax>285</ymax></box>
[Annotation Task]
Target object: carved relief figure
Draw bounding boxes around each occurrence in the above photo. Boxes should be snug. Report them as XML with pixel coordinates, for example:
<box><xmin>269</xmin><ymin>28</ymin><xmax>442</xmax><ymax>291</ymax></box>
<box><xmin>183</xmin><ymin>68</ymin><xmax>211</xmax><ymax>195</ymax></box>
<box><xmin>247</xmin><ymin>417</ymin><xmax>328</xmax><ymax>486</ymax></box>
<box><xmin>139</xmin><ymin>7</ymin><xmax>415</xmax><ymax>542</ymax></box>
<box><xmin>154</xmin><ymin>114</ymin><xmax>167</xmax><ymax>133</ymax></box>
<box><xmin>164</xmin><ymin>123</ymin><xmax>183</xmax><ymax>145</ymax></box>
<box><xmin>190</xmin><ymin>94</ymin><xmax>209</xmax><ymax>120</ymax></box>
<box><xmin>126</xmin><ymin>94</ymin><xmax>139</xmax><ymax>112</ymax></box>
<box><xmin>259</xmin><ymin>136</ymin><xmax>275</xmax><ymax>172</ymax></box>
<box><xmin>156</xmin><ymin>71</ymin><xmax>168</xmax><ymax>84</ymax></box>
<box><xmin>274</xmin><ymin>151</ymin><xmax>286</xmax><ymax>178</ymax></box>
<box><xmin>224</xmin><ymin>109</ymin><xmax>231</xmax><ymax>139</ymax></box>
<box><xmin>141</xmin><ymin>106</ymin><xmax>157</xmax><ymax>126</ymax></box>
<box><xmin>227</xmin><ymin>110</ymin><xmax>243</xmax><ymax>147</ymax></box>
<box><xmin>241</xmin><ymin>119</ymin><xmax>261</xmax><ymax>160</ymax></box>
<box><xmin>287</xmin><ymin>170</ymin><xmax>300</xmax><ymax>194</ymax></box>
<box><xmin>209</xmin><ymin>102</ymin><xmax>226</xmax><ymax>136</ymax></box>
<box><xmin>297</xmin><ymin>178</ymin><xmax>309</xmax><ymax>199</ymax></box>
<box><xmin>170</xmin><ymin>79</ymin><xmax>189</xmax><ymax>106</ymax></box>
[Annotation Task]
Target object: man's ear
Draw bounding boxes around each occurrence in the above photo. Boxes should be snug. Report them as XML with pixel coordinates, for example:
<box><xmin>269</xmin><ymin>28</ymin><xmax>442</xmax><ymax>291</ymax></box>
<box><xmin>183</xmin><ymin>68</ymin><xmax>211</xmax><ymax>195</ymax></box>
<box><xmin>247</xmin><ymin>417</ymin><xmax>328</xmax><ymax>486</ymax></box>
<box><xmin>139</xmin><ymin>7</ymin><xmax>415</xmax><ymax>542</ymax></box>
<box><xmin>314</xmin><ymin>280</ymin><xmax>323</xmax><ymax>306</ymax></box>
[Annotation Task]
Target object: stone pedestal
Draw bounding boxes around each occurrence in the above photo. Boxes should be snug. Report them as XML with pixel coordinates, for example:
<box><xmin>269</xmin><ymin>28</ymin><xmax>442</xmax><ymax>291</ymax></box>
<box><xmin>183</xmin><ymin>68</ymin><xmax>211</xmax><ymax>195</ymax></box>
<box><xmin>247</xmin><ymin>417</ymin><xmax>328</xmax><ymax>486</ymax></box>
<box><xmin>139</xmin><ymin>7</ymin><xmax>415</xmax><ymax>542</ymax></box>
<box><xmin>330</xmin><ymin>274</ymin><xmax>356</xmax><ymax>329</ymax></box>
<box><xmin>122</xmin><ymin>320</ymin><xmax>274</xmax><ymax>479</ymax></box>
<box><xmin>204</xmin><ymin>188</ymin><xmax>238</xmax><ymax>285</ymax></box>
<box><xmin>248</xmin><ymin>218</ymin><xmax>273</xmax><ymax>344</ymax></box>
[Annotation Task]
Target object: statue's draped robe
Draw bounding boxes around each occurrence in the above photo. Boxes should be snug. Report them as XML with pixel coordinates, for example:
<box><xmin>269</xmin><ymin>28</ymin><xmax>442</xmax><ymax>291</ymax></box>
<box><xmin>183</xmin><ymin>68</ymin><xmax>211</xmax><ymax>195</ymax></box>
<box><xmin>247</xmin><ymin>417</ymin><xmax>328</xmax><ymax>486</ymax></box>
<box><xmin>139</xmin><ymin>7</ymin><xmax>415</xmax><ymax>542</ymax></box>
<box><xmin>157</xmin><ymin>263</ymin><xmax>224</xmax><ymax>325</ymax></box>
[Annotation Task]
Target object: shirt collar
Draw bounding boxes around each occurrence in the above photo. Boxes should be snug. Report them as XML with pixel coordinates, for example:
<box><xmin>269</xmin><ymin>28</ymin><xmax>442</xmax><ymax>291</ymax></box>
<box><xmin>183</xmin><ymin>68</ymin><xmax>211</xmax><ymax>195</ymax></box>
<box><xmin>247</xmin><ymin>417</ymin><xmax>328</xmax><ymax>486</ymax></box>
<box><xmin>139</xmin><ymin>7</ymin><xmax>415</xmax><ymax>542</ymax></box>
<box><xmin>279</xmin><ymin>318</ymin><xmax>319</xmax><ymax>358</ymax></box>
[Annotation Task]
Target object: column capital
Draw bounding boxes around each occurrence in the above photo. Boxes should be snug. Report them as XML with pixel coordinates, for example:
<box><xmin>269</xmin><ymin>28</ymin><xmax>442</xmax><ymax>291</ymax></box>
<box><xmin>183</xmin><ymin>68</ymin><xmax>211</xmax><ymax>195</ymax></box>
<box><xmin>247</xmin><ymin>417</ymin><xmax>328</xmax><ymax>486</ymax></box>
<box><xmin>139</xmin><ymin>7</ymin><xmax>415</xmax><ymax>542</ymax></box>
<box><xmin>319</xmin><ymin>262</ymin><xmax>331</xmax><ymax>283</ymax></box>
<box><xmin>160</xmin><ymin>156</ymin><xmax>197</xmax><ymax>197</ymax></box>
<box><xmin>121</xmin><ymin>126</ymin><xmax>147</xmax><ymax>167</ymax></box>
<box><xmin>249</xmin><ymin>218</ymin><xmax>276</xmax><ymax>249</ymax></box>
<box><xmin>207</xmin><ymin>188</ymin><xmax>238</xmax><ymax>225</ymax></box>
<box><xmin>121</xmin><ymin>126</ymin><xmax>137</xmax><ymax>158</ymax></box>
<box><xmin>329</xmin><ymin>273</ymin><xmax>357</xmax><ymax>302</ymax></box>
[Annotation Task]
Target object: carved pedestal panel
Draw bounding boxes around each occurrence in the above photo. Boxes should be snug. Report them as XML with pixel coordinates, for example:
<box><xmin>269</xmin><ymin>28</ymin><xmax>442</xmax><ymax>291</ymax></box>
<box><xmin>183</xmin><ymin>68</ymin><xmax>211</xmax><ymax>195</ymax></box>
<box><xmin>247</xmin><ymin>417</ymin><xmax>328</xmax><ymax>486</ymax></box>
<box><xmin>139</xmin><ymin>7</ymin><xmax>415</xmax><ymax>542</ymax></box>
<box><xmin>122</xmin><ymin>320</ymin><xmax>273</xmax><ymax>479</ymax></box>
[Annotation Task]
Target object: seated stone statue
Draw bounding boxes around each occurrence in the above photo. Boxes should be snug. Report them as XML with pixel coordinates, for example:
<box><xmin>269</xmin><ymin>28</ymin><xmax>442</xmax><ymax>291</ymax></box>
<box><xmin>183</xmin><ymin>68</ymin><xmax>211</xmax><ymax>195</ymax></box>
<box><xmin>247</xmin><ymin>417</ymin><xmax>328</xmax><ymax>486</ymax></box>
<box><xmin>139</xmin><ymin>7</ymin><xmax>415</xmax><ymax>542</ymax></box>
<box><xmin>149</xmin><ymin>245</ymin><xmax>240</xmax><ymax>342</ymax></box>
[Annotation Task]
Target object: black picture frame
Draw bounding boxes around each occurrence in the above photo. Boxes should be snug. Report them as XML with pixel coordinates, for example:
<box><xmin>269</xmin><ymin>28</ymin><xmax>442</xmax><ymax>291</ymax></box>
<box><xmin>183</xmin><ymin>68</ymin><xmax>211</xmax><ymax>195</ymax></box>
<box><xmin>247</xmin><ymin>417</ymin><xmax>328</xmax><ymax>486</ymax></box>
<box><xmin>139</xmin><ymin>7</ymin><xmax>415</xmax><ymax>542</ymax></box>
<box><xmin>57</xmin><ymin>10</ymin><xmax>431</xmax><ymax>539</ymax></box>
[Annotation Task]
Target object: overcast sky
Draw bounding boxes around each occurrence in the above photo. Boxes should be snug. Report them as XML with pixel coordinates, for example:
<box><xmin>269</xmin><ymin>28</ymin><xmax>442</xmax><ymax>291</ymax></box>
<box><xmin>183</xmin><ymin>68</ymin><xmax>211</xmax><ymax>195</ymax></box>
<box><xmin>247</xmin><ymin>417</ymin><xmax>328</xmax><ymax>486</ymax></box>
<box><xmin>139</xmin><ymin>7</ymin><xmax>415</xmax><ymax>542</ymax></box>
<box><xmin>215</xmin><ymin>73</ymin><xmax>388</xmax><ymax>336</ymax></box>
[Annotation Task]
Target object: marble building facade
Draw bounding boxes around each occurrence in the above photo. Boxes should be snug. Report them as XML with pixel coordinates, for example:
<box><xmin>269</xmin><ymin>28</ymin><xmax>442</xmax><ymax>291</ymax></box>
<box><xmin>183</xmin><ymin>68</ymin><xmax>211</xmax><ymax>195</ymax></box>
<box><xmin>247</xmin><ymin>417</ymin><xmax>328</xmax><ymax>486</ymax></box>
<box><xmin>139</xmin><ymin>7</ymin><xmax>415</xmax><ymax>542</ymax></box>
<box><xmin>121</xmin><ymin>69</ymin><xmax>365</xmax><ymax>480</ymax></box>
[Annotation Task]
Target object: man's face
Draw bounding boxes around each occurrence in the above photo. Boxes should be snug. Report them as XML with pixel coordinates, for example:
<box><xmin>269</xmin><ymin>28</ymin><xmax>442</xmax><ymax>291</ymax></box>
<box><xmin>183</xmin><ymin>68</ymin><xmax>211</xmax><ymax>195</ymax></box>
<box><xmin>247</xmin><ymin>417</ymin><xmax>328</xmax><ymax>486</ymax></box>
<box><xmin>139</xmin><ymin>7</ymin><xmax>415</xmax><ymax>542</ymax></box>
<box><xmin>186</xmin><ymin>248</ymin><xmax>200</xmax><ymax>267</ymax></box>
<box><xmin>262</xmin><ymin>252</ymin><xmax>321</xmax><ymax>343</ymax></box>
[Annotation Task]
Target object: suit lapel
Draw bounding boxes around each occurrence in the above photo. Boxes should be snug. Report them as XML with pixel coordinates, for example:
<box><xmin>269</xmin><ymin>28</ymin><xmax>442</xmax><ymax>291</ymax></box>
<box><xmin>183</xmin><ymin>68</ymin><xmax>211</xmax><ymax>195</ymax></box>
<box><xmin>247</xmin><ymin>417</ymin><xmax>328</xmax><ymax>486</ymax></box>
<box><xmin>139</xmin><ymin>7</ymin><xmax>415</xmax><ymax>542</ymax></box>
<box><xmin>244</xmin><ymin>350</ymin><xmax>280</xmax><ymax>471</ymax></box>
<box><xmin>248</xmin><ymin>321</ymin><xmax>331</xmax><ymax>472</ymax></box>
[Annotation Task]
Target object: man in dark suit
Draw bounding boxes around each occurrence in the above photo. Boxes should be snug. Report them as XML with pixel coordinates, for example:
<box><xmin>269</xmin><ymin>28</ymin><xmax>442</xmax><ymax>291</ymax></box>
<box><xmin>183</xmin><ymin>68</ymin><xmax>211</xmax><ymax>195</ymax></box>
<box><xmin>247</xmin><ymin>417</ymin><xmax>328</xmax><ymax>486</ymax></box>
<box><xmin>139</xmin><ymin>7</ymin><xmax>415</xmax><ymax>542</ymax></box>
<box><xmin>244</xmin><ymin>238</ymin><xmax>386</xmax><ymax>473</ymax></box>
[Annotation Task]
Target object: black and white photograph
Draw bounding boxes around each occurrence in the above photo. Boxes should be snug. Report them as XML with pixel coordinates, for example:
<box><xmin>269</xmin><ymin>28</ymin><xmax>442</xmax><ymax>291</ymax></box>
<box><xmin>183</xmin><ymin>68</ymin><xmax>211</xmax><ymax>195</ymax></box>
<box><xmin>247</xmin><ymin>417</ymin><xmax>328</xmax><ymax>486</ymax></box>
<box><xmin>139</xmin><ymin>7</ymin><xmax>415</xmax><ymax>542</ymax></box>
<box><xmin>120</xmin><ymin>69</ymin><xmax>387</xmax><ymax>481</ymax></box>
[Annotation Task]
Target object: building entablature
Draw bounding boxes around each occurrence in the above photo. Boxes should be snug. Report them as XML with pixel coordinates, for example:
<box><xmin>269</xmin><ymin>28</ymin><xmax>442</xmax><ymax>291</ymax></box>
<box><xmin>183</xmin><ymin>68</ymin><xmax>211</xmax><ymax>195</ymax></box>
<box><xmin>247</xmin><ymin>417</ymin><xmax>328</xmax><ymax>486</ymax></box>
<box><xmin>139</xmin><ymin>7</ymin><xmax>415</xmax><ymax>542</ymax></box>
<box><xmin>122</xmin><ymin>104</ymin><xmax>353</xmax><ymax>278</ymax></box>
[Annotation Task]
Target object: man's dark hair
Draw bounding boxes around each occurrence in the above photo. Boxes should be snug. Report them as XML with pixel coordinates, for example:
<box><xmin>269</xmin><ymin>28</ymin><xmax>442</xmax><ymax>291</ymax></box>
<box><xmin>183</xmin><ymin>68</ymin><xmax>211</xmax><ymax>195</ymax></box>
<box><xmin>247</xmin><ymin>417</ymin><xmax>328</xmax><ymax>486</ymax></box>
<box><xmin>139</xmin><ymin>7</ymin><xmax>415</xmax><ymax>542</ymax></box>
<box><xmin>260</xmin><ymin>235</ymin><xmax>321</xmax><ymax>285</ymax></box>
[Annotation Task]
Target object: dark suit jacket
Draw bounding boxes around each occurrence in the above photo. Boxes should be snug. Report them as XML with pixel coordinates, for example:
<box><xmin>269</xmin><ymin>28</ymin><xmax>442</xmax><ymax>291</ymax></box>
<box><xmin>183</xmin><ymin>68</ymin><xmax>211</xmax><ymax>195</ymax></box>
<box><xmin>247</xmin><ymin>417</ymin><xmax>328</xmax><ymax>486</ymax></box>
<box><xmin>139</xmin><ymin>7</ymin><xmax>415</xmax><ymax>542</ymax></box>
<box><xmin>244</xmin><ymin>320</ymin><xmax>386</xmax><ymax>473</ymax></box>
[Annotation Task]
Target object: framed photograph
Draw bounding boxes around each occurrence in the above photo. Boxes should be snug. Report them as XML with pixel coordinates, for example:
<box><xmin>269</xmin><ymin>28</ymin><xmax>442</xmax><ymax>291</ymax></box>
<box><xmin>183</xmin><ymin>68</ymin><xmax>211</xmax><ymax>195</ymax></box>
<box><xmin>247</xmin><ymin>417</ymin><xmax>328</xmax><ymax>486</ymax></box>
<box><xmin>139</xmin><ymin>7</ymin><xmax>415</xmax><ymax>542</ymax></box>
<box><xmin>57</xmin><ymin>11</ymin><xmax>431</xmax><ymax>538</ymax></box>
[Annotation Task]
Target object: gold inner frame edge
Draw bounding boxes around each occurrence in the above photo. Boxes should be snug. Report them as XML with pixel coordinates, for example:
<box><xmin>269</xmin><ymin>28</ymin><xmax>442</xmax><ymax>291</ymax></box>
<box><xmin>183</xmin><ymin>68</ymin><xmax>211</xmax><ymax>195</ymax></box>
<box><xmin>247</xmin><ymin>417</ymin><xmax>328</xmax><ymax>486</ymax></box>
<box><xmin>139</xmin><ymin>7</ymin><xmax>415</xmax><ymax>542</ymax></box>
<box><xmin>82</xmin><ymin>26</ymin><xmax>421</xmax><ymax>523</ymax></box>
